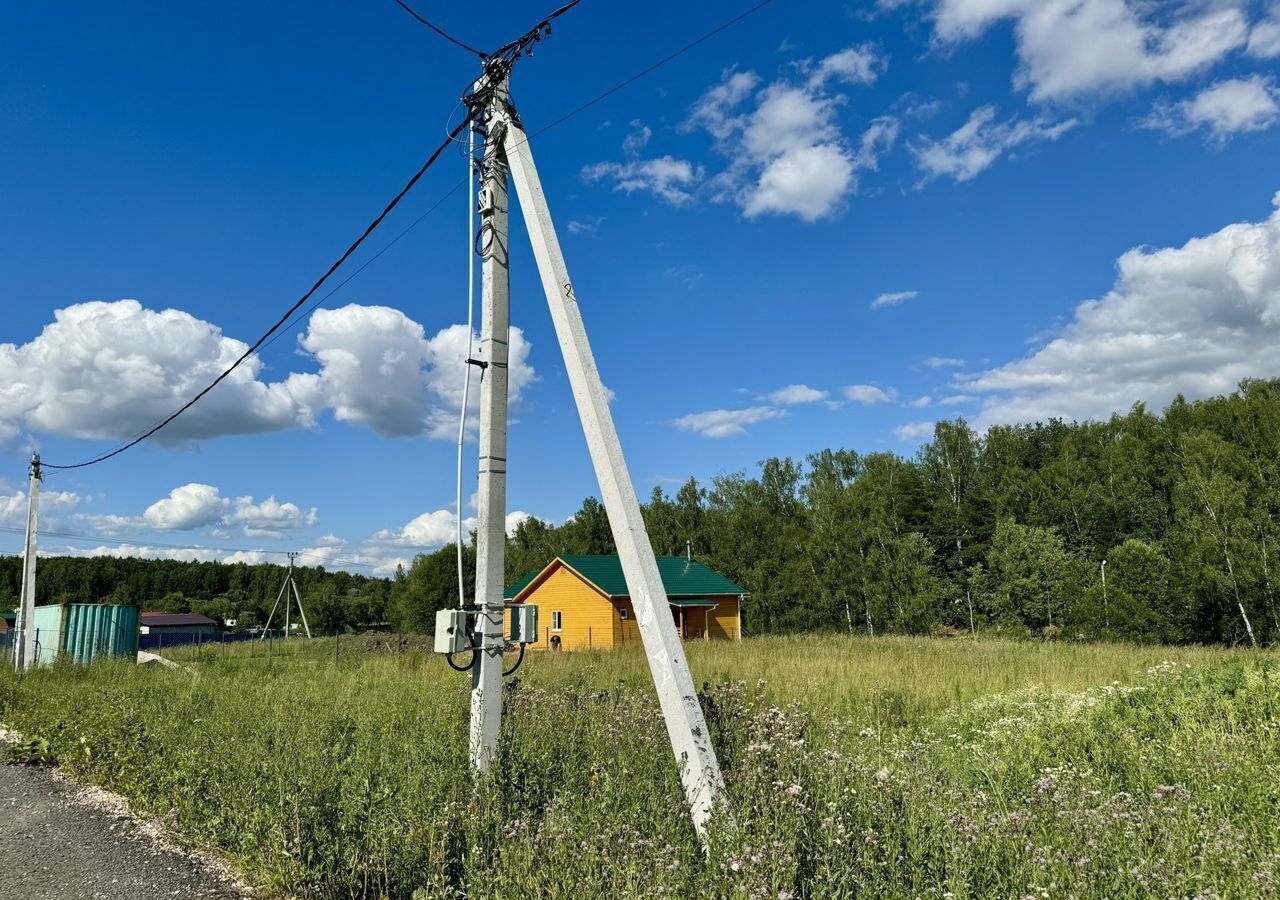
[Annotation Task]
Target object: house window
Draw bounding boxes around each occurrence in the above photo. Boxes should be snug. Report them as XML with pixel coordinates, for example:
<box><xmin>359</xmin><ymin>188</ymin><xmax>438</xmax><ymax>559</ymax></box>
<box><xmin>551</xmin><ymin>610</ymin><xmax>563</xmax><ymax>632</ymax></box>
<box><xmin>619</xmin><ymin>608</ymin><xmax>629</xmax><ymax>620</ymax></box>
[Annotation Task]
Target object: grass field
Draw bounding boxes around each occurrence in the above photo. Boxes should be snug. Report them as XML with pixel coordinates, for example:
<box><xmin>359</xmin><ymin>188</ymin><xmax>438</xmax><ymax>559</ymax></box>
<box><xmin>1</xmin><ymin>635</ymin><xmax>1277</xmax><ymax>899</ymax></box>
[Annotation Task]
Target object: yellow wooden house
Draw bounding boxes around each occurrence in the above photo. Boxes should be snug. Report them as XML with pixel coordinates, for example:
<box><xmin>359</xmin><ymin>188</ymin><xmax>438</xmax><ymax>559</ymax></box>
<box><xmin>504</xmin><ymin>555</ymin><xmax>746</xmax><ymax>651</ymax></box>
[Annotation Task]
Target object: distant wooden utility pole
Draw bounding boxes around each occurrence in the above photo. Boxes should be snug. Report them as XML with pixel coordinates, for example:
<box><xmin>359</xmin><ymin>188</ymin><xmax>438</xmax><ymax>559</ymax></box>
<box><xmin>260</xmin><ymin>552</ymin><xmax>312</xmax><ymax>640</ymax></box>
<box><xmin>12</xmin><ymin>453</ymin><xmax>40</xmax><ymax>671</ymax></box>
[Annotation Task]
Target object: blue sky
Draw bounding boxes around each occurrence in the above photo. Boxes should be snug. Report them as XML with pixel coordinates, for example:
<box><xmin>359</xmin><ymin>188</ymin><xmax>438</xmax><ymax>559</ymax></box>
<box><xmin>2</xmin><ymin>0</ymin><xmax>1279</xmax><ymax>574</ymax></box>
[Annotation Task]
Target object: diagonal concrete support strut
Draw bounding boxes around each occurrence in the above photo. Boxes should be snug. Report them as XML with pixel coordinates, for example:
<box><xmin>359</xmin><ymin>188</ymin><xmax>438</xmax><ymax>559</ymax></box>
<box><xmin>500</xmin><ymin>109</ymin><xmax>729</xmax><ymax>840</ymax></box>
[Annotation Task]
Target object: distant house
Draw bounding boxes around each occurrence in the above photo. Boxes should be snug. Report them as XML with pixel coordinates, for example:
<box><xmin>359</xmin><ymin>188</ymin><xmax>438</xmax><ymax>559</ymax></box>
<box><xmin>139</xmin><ymin>611</ymin><xmax>217</xmax><ymax>636</ymax></box>
<box><xmin>0</xmin><ymin>610</ymin><xmax>14</xmax><ymax>637</ymax></box>
<box><xmin>505</xmin><ymin>555</ymin><xmax>745</xmax><ymax>651</ymax></box>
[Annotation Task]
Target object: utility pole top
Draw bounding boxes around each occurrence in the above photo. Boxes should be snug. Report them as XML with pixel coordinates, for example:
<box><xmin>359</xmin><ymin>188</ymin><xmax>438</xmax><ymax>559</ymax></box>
<box><xmin>30</xmin><ymin>453</ymin><xmax>41</xmax><ymax>480</ymax></box>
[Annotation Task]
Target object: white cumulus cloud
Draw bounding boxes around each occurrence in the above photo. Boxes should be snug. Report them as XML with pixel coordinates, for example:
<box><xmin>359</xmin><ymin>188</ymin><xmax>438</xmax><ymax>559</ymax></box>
<box><xmin>1141</xmin><ymin>76</ymin><xmax>1280</xmax><ymax>141</ymax></box>
<box><xmin>0</xmin><ymin>489</ymin><xmax>81</xmax><ymax>529</ymax></box>
<box><xmin>806</xmin><ymin>44</ymin><xmax>887</xmax><ymax>88</ymax></box>
<box><xmin>232</xmin><ymin>496</ymin><xmax>319</xmax><ymax>539</ymax></box>
<box><xmin>672</xmin><ymin>406</ymin><xmax>785</xmax><ymax>438</ymax></box>
<box><xmin>760</xmin><ymin>384</ymin><xmax>829</xmax><ymax>404</ymax></box>
<box><xmin>0</xmin><ymin>301</ymin><xmax>539</xmax><ymax>448</ymax></box>
<box><xmin>962</xmin><ymin>190</ymin><xmax>1280</xmax><ymax>426</ymax></box>
<box><xmin>871</xmin><ymin>290</ymin><xmax>919</xmax><ymax>310</ymax></box>
<box><xmin>844</xmin><ymin>384</ymin><xmax>895</xmax><ymax>405</ymax></box>
<box><xmin>913</xmin><ymin>105</ymin><xmax>1076</xmax><ymax>183</ymax></box>
<box><xmin>894</xmin><ymin>421</ymin><xmax>936</xmax><ymax>441</ymax></box>
<box><xmin>580</xmin><ymin>156</ymin><xmax>702</xmax><ymax>206</ymax></box>
<box><xmin>1250</xmin><ymin>8</ymin><xmax>1280</xmax><ymax>58</ymax></box>
<box><xmin>689</xmin><ymin>48</ymin><xmax>894</xmax><ymax>221</ymax></box>
<box><xmin>586</xmin><ymin>46</ymin><xmax>894</xmax><ymax>223</ymax></box>
<box><xmin>82</xmin><ymin>482</ymin><xmax>318</xmax><ymax>539</ymax></box>
<box><xmin>0</xmin><ymin>300</ymin><xmax>307</xmax><ymax>445</ymax></box>
<box><xmin>143</xmin><ymin>483</ymin><xmax>229</xmax><ymax>531</ymax></box>
<box><xmin>505</xmin><ymin>511</ymin><xmax>535</xmax><ymax>536</ymax></box>
<box><xmin>929</xmin><ymin>0</ymin><xmax>1250</xmax><ymax>103</ymax></box>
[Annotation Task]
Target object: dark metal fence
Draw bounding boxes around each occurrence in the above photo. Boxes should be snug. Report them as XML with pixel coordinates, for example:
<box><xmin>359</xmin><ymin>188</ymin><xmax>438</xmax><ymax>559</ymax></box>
<box><xmin>138</xmin><ymin>630</ymin><xmax>259</xmax><ymax>650</ymax></box>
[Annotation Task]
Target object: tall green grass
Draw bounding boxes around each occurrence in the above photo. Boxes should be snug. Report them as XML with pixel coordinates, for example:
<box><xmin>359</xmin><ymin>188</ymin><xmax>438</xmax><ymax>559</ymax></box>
<box><xmin>1</xmin><ymin>636</ymin><xmax>1275</xmax><ymax>898</ymax></box>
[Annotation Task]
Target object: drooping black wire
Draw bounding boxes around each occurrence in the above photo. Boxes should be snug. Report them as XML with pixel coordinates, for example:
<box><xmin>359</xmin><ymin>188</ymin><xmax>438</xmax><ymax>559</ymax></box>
<box><xmin>446</xmin><ymin>649</ymin><xmax>477</xmax><ymax>671</ymax></box>
<box><xmin>488</xmin><ymin>0</ymin><xmax>582</xmax><ymax>62</ymax></box>
<box><xmin>527</xmin><ymin>0</ymin><xmax>778</xmax><ymax>139</ymax></box>
<box><xmin>389</xmin><ymin>0</ymin><xmax>486</xmax><ymax>58</ymax></box>
<box><xmin>43</xmin><ymin>116</ymin><xmax>474</xmax><ymax>471</ymax></box>
<box><xmin>274</xmin><ymin>0</ymin><xmax>779</xmax><ymax>345</ymax></box>
<box><xmin>255</xmin><ymin>179</ymin><xmax>466</xmax><ymax>356</ymax></box>
<box><xmin>41</xmin><ymin>0</ymin><xmax>778</xmax><ymax>470</ymax></box>
<box><xmin>502</xmin><ymin>641</ymin><xmax>527</xmax><ymax>676</ymax></box>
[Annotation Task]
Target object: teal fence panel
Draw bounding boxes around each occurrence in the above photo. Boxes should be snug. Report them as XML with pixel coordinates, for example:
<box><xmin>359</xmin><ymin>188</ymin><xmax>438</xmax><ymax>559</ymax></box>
<box><xmin>31</xmin><ymin>604</ymin><xmax>63</xmax><ymax>667</ymax></box>
<box><xmin>29</xmin><ymin>604</ymin><xmax>139</xmax><ymax>666</ymax></box>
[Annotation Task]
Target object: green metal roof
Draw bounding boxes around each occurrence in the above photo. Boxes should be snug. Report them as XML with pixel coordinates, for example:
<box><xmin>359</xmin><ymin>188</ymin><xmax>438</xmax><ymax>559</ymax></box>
<box><xmin>667</xmin><ymin>597</ymin><xmax>720</xmax><ymax>608</ymax></box>
<box><xmin>505</xmin><ymin>555</ymin><xmax>746</xmax><ymax>600</ymax></box>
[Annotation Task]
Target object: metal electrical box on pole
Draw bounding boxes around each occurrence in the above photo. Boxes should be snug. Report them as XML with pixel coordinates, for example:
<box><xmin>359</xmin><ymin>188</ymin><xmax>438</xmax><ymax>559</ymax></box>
<box><xmin>13</xmin><ymin>453</ymin><xmax>40</xmax><ymax>672</ymax></box>
<box><xmin>469</xmin><ymin>74</ymin><xmax>512</xmax><ymax>773</ymax></box>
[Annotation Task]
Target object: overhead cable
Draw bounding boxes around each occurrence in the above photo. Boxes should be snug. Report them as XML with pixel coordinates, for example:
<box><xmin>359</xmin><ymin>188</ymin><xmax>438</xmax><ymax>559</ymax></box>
<box><xmin>0</xmin><ymin>525</ymin><xmax>375</xmax><ymax>570</ymax></box>
<box><xmin>43</xmin><ymin>116</ymin><xmax>474</xmax><ymax>470</ymax></box>
<box><xmin>254</xmin><ymin>179</ymin><xmax>465</xmax><ymax>356</ymax></box>
<box><xmin>528</xmin><ymin>0</ymin><xmax>777</xmax><ymax>139</ymax></box>
<box><xmin>488</xmin><ymin>0</ymin><xmax>582</xmax><ymax>63</ymax></box>
<box><xmin>41</xmin><ymin>0</ymin><xmax>777</xmax><ymax>470</ymax></box>
<box><xmin>389</xmin><ymin>0</ymin><xmax>487</xmax><ymax>58</ymax></box>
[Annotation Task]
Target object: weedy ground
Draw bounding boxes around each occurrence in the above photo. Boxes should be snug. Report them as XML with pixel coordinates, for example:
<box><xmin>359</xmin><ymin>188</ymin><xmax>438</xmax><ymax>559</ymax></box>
<box><xmin>0</xmin><ymin>635</ymin><xmax>1276</xmax><ymax>899</ymax></box>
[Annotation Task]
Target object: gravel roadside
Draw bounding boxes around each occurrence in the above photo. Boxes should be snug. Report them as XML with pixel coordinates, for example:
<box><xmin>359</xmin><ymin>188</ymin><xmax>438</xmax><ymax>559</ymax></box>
<box><xmin>0</xmin><ymin>733</ymin><xmax>253</xmax><ymax>900</ymax></box>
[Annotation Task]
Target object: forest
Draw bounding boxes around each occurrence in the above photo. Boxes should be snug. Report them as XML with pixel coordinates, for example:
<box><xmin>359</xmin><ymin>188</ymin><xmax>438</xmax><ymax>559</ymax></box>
<box><xmin>0</xmin><ymin>555</ymin><xmax>391</xmax><ymax>632</ymax></box>
<box><xmin>493</xmin><ymin>378</ymin><xmax>1280</xmax><ymax>647</ymax></box>
<box><xmin>5</xmin><ymin>379</ymin><xmax>1280</xmax><ymax>646</ymax></box>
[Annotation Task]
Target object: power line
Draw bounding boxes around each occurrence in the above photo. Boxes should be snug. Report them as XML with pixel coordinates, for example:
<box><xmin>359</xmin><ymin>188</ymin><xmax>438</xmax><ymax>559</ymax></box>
<box><xmin>40</xmin><ymin>0</ymin><xmax>776</xmax><ymax>470</ymax></box>
<box><xmin>42</xmin><ymin>115</ymin><xmax>474</xmax><ymax>471</ymax></box>
<box><xmin>314</xmin><ymin>0</ymin><xmax>780</xmax><ymax>326</ymax></box>
<box><xmin>389</xmin><ymin>0</ymin><xmax>486</xmax><ymax>58</ymax></box>
<box><xmin>528</xmin><ymin>0</ymin><xmax>778</xmax><ymax>139</ymax></box>
<box><xmin>255</xmin><ymin>180</ymin><xmax>466</xmax><ymax>355</ymax></box>
<box><xmin>488</xmin><ymin>0</ymin><xmax>583</xmax><ymax>63</ymax></box>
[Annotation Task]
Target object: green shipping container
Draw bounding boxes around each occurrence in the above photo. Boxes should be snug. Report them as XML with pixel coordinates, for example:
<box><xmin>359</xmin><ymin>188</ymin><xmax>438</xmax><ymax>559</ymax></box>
<box><xmin>30</xmin><ymin>604</ymin><xmax>140</xmax><ymax>667</ymax></box>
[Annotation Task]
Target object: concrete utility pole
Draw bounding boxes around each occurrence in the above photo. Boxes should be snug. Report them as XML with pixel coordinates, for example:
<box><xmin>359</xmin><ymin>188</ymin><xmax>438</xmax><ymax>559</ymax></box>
<box><xmin>469</xmin><ymin>74</ymin><xmax>512</xmax><ymax>772</ymax></box>
<box><xmin>1101</xmin><ymin>559</ymin><xmax>1108</xmax><ymax>634</ymax></box>
<box><xmin>13</xmin><ymin>453</ymin><xmax>40</xmax><ymax>671</ymax></box>
<box><xmin>499</xmin><ymin>102</ymin><xmax>728</xmax><ymax>839</ymax></box>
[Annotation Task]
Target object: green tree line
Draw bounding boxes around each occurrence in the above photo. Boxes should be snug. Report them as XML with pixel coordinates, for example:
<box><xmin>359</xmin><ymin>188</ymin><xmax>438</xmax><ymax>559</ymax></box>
<box><xmin>0</xmin><ymin>555</ymin><xmax>391</xmax><ymax>632</ymax></box>
<box><xmin>9</xmin><ymin>380</ymin><xmax>1280</xmax><ymax>645</ymax></box>
<box><xmin>415</xmin><ymin>378</ymin><xmax>1276</xmax><ymax>646</ymax></box>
